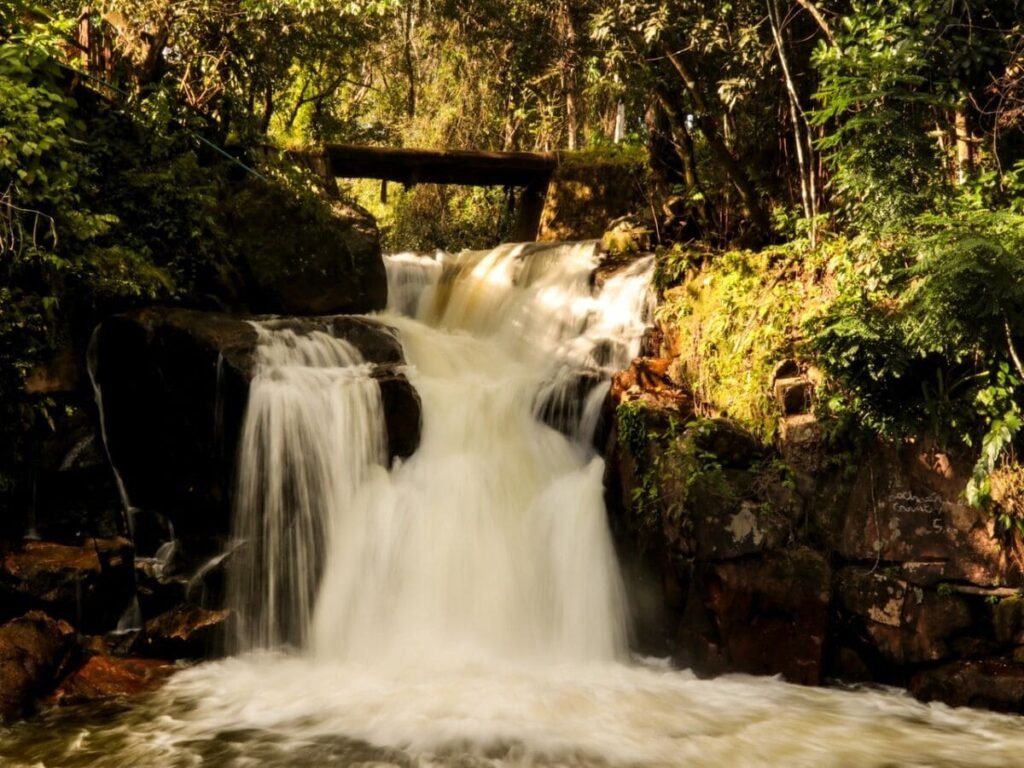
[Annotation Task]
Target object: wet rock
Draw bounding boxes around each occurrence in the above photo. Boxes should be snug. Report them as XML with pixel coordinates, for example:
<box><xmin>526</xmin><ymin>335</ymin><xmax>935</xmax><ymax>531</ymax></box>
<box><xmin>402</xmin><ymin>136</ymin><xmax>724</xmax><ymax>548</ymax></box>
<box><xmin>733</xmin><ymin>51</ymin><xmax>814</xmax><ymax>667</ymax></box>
<box><xmin>909</xmin><ymin>658</ymin><xmax>1024</xmax><ymax>713</ymax></box>
<box><xmin>377</xmin><ymin>370</ymin><xmax>423</xmax><ymax>463</ymax></box>
<box><xmin>679</xmin><ymin>549</ymin><xmax>831</xmax><ymax>685</ymax></box>
<box><xmin>838</xmin><ymin>442</ymin><xmax>1014</xmax><ymax>585</ymax></box>
<box><xmin>600</xmin><ymin>216</ymin><xmax>652</xmax><ymax>255</ymax></box>
<box><xmin>93</xmin><ymin>307</ymin><xmax>422</xmax><ymax>545</ymax></box>
<box><xmin>50</xmin><ymin>654</ymin><xmax>175</xmax><ymax>706</ymax></box>
<box><xmin>224</xmin><ymin>179</ymin><xmax>386</xmax><ymax>316</ymax></box>
<box><xmin>533</xmin><ymin>371</ymin><xmax>607</xmax><ymax>439</ymax></box>
<box><xmin>133</xmin><ymin>606</ymin><xmax>233</xmax><ymax>660</ymax></box>
<box><xmin>0</xmin><ymin>539</ymin><xmax>134</xmax><ymax>632</ymax></box>
<box><xmin>0</xmin><ymin>611</ymin><xmax>77</xmax><ymax>721</ymax></box>
<box><xmin>688</xmin><ymin>418</ymin><xmax>763</xmax><ymax>469</ymax></box>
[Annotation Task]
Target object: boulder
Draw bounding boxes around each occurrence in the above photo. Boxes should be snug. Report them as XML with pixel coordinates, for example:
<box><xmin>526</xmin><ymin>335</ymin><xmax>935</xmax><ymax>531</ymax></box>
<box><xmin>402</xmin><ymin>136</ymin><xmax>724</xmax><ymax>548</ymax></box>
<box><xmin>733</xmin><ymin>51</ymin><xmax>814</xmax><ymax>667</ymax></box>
<box><xmin>678</xmin><ymin>549</ymin><xmax>831</xmax><ymax>685</ymax></box>
<box><xmin>92</xmin><ymin>307</ymin><xmax>422</xmax><ymax>548</ymax></box>
<box><xmin>132</xmin><ymin>606</ymin><xmax>233</xmax><ymax>660</ymax></box>
<box><xmin>0</xmin><ymin>539</ymin><xmax>134</xmax><ymax>632</ymax></box>
<box><xmin>50</xmin><ymin>654</ymin><xmax>175</xmax><ymax>706</ymax></box>
<box><xmin>224</xmin><ymin>179</ymin><xmax>387</xmax><ymax>316</ymax></box>
<box><xmin>909</xmin><ymin>658</ymin><xmax>1024</xmax><ymax>713</ymax></box>
<box><xmin>838</xmin><ymin>443</ymin><xmax>1013</xmax><ymax>586</ymax></box>
<box><xmin>0</xmin><ymin>611</ymin><xmax>77</xmax><ymax>721</ymax></box>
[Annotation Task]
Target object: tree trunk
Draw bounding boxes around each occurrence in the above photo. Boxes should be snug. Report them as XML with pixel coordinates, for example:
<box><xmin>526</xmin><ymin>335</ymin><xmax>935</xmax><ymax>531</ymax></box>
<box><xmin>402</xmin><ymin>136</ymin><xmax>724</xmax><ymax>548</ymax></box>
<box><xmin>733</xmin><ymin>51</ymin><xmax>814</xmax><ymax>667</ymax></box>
<box><xmin>768</xmin><ymin>0</ymin><xmax>816</xmax><ymax>244</ymax></box>
<box><xmin>663</xmin><ymin>49</ymin><xmax>770</xmax><ymax>242</ymax></box>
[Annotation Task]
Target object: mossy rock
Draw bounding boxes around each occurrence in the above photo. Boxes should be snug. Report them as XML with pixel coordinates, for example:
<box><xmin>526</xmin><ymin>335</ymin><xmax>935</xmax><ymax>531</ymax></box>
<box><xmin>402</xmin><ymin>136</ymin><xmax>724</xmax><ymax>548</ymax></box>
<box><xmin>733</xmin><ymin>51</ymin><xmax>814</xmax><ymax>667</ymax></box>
<box><xmin>223</xmin><ymin>178</ymin><xmax>387</xmax><ymax>315</ymax></box>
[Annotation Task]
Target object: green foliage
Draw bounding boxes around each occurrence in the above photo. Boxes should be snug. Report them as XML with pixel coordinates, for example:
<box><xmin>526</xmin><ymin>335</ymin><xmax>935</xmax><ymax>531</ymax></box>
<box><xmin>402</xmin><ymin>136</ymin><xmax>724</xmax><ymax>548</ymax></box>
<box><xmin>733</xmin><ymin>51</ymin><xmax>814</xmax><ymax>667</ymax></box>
<box><xmin>617</xmin><ymin>404</ymin><xmax>735</xmax><ymax>536</ymax></box>
<box><xmin>354</xmin><ymin>182</ymin><xmax>515</xmax><ymax>253</ymax></box>
<box><xmin>656</xmin><ymin>241</ymin><xmax>833</xmax><ymax>440</ymax></box>
<box><xmin>807</xmin><ymin>207</ymin><xmax>1024</xmax><ymax>507</ymax></box>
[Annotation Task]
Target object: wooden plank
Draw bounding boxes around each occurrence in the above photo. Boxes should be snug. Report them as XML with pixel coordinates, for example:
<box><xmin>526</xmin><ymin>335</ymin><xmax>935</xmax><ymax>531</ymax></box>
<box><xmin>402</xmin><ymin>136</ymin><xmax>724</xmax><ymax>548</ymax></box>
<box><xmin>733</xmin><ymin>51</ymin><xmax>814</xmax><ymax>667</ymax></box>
<box><xmin>299</xmin><ymin>144</ymin><xmax>558</xmax><ymax>187</ymax></box>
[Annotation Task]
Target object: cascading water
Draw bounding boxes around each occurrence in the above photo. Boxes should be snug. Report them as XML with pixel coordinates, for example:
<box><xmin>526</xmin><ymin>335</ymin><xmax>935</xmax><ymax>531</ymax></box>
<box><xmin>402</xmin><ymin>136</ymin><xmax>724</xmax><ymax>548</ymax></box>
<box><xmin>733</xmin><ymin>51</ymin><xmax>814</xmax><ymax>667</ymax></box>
<box><xmin>230</xmin><ymin>323</ymin><xmax>388</xmax><ymax>650</ymax></box>
<box><xmin>231</xmin><ymin>241</ymin><xmax>644</xmax><ymax>662</ymax></box>
<box><xmin>9</xmin><ymin>242</ymin><xmax>1024</xmax><ymax>767</ymax></box>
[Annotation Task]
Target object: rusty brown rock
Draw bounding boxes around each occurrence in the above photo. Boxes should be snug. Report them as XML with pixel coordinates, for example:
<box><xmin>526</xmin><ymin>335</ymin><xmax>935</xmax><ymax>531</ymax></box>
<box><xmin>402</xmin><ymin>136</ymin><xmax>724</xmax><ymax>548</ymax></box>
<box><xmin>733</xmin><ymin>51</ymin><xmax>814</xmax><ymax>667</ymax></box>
<box><xmin>133</xmin><ymin>606</ymin><xmax>233</xmax><ymax>660</ymax></box>
<box><xmin>909</xmin><ymin>657</ymin><xmax>1024</xmax><ymax>713</ymax></box>
<box><xmin>839</xmin><ymin>443</ymin><xmax>1015</xmax><ymax>586</ymax></box>
<box><xmin>0</xmin><ymin>611</ymin><xmax>77</xmax><ymax>721</ymax></box>
<box><xmin>0</xmin><ymin>539</ymin><xmax>134</xmax><ymax>632</ymax></box>
<box><xmin>50</xmin><ymin>655</ymin><xmax>175</xmax><ymax>706</ymax></box>
<box><xmin>681</xmin><ymin>549</ymin><xmax>831</xmax><ymax>685</ymax></box>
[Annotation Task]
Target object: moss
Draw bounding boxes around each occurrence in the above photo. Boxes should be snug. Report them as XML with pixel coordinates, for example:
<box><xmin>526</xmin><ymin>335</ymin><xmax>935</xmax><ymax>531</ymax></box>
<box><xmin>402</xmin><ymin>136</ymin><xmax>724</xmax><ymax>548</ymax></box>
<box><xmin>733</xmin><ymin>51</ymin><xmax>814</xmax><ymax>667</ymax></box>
<box><xmin>556</xmin><ymin>144</ymin><xmax>648</xmax><ymax>170</ymax></box>
<box><xmin>654</xmin><ymin>239</ymin><xmax>842</xmax><ymax>441</ymax></box>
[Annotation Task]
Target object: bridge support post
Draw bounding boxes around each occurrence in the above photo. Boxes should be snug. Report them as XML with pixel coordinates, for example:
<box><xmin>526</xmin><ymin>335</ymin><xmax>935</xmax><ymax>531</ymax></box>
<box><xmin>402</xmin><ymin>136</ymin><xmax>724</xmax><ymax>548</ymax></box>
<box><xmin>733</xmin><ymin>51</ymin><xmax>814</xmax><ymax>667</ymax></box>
<box><xmin>512</xmin><ymin>179</ymin><xmax>550</xmax><ymax>242</ymax></box>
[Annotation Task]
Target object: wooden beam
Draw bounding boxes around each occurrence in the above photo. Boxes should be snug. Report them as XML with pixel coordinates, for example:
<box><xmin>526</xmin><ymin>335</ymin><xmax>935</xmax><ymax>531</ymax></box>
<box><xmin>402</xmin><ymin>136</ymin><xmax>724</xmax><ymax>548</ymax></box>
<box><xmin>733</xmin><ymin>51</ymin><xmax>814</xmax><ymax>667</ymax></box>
<box><xmin>296</xmin><ymin>144</ymin><xmax>558</xmax><ymax>187</ymax></box>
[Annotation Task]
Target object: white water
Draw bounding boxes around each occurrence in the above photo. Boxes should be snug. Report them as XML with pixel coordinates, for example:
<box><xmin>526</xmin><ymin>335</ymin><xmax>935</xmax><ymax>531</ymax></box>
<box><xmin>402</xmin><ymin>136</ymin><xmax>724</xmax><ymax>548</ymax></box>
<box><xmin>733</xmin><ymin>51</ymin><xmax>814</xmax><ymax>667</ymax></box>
<box><xmin>7</xmin><ymin>242</ymin><xmax>1024</xmax><ymax>766</ymax></box>
<box><xmin>229</xmin><ymin>323</ymin><xmax>387</xmax><ymax>649</ymax></box>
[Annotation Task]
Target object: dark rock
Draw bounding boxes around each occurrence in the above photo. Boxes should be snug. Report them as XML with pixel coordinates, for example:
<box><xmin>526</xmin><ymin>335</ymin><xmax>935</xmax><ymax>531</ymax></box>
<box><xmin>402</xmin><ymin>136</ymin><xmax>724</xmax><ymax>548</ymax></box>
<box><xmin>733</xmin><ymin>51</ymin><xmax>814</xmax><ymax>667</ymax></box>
<box><xmin>993</xmin><ymin>596</ymin><xmax>1024</xmax><ymax>645</ymax></box>
<box><xmin>225</xmin><ymin>179</ymin><xmax>387</xmax><ymax>316</ymax></box>
<box><xmin>92</xmin><ymin>307</ymin><xmax>422</xmax><ymax>545</ymax></box>
<box><xmin>0</xmin><ymin>539</ymin><xmax>134</xmax><ymax>632</ymax></box>
<box><xmin>909</xmin><ymin>658</ymin><xmax>1024</xmax><ymax>713</ymax></box>
<box><xmin>679</xmin><ymin>549</ymin><xmax>831</xmax><ymax>685</ymax></box>
<box><xmin>688</xmin><ymin>418</ymin><xmax>763</xmax><ymax>469</ymax></box>
<box><xmin>50</xmin><ymin>654</ymin><xmax>175</xmax><ymax>706</ymax></box>
<box><xmin>0</xmin><ymin>611</ymin><xmax>77</xmax><ymax>721</ymax></box>
<box><xmin>133</xmin><ymin>606</ymin><xmax>233</xmax><ymax>660</ymax></box>
<box><xmin>901</xmin><ymin>587</ymin><xmax>974</xmax><ymax>664</ymax></box>
<box><xmin>691</xmin><ymin>498</ymin><xmax>790</xmax><ymax>560</ymax></box>
<box><xmin>839</xmin><ymin>443</ymin><xmax>1013</xmax><ymax>585</ymax></box>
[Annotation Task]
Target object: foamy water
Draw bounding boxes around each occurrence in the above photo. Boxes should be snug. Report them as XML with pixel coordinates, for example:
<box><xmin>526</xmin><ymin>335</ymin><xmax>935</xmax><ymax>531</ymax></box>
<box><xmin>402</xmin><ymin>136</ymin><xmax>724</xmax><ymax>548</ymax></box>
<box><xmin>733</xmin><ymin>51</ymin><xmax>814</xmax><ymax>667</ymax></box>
<box><xmin>4</xmin><ymin>242</ymin><xmax>1023</xmax><ymax>766</ymax></box>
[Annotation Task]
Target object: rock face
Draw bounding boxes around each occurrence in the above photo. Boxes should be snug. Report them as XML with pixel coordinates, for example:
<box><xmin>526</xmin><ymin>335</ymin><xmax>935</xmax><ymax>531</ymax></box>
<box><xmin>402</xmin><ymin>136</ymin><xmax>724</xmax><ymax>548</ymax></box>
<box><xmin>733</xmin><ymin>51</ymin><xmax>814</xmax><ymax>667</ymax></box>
<box><xmin>50</xmin><ymin>654</ymin><xmax>175</xmax><ymax>706</ymax></box>
<box><xmin>224</xmin><ymin>179</ymin><xmax>387</xmax><ymax>316</ymax></box>
<box><xmin>132</xmin><ymin>606</ymin><xmax>233</xmax><ymax>660</ymax></box>
<box><xmin>539</xmin><ymin>156</ymin><xmax>649</xmax><ymax>241</ymax></box>
<box><xmin>0</xmin><ymin>539</ymin><xmax>134</xmax><ymax>632</ymax></box>
<box><xmin>0</xmin><ymin>612</ymin><xmax>76</xmax><ymax>721</ymax></box>
<box><xmin>606</xmin><ymin>349</ymin><xmax>1024</xmax><ymax>710</ymax></box>
<box><xmin>92</xmin><ymin>307</ymin><xmax>422</xmax><ymax>552</ymax></box>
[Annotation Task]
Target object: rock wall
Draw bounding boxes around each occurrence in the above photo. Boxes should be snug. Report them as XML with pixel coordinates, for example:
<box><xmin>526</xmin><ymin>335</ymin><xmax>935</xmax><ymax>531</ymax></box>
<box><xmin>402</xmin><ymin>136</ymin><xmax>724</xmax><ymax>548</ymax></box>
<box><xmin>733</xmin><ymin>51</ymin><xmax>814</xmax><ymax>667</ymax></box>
<box><xmin>538</xmin><ymin>154</ymin><xmax>649</xmax><ymax>241</ymax></box>
<box><xmin>605</xmin><ymin>352</ymin><xmax>1024</xmax><ymax>712</ymax></box>
<box><xmin>92</xmin><ymin>307</ymin><xmax>422</xmax><ymax>553</ymax></box>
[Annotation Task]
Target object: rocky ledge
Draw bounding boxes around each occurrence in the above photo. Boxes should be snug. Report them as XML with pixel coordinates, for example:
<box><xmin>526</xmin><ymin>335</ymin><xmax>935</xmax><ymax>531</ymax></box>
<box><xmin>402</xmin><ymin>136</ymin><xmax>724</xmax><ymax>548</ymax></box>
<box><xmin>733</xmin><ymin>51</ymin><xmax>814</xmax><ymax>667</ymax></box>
<box><xmin>92</xmin><ymin>307</ymin><xmax>422</xmax><ymax>553</ymax></box>
<box><xmin>606</xmin><ymin>354</ymin><xmax>1024</xmax><ymax>712</ymax></box>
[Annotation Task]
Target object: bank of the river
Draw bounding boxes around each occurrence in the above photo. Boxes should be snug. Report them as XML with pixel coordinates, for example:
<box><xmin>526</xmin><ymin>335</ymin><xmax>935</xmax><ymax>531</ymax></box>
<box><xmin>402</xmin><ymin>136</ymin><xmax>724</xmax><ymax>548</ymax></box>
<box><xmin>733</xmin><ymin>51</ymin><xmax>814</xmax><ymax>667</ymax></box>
<box><xmin>605</xmin><ymin>240</ymin><xmax>1024</xmax><ymax>712</ymax></box>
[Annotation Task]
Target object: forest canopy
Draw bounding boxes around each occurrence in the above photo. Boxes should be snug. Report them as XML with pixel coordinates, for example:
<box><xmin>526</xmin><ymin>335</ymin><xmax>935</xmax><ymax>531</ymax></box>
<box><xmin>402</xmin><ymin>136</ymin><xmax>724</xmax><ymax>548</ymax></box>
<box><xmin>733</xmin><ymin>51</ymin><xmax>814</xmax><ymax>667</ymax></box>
<box><xmin>2</xmin><ymin>0</ymin><xmax>1024</xmax><ymax>515</ymax></box>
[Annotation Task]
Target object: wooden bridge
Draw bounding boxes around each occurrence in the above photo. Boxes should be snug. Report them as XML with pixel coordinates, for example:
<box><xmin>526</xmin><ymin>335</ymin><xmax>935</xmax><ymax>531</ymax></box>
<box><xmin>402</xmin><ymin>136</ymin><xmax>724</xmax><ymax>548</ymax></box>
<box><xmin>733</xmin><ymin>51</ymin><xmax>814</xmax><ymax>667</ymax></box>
<box><xmin>292</xmin><ymin>145</ymin><xmax>559</xmax><ymax>242</ymax></box>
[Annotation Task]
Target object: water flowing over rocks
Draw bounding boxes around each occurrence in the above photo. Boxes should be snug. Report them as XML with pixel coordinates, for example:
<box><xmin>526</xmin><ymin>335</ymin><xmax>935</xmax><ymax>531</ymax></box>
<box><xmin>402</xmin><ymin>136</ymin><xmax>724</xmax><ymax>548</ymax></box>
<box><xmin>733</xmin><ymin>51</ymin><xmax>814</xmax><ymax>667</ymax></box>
<box><xmin>91</xmin><ymin>306</ymin><xmax>421</xmax><ymax>551</ymax></box>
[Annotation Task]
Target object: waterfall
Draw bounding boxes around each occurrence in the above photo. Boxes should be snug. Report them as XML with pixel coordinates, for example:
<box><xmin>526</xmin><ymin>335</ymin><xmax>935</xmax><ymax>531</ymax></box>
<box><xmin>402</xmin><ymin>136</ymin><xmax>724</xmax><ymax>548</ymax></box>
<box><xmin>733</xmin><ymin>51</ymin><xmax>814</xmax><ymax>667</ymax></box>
<box><xmin>11</xmin><ymin>243</ymin><xmax>1024</xmax><ymax>768</ymax></box>
<box><xmin>230</xmin><ymin>241</ymin><xmax>652</xmax><ymax>662</ymax></box>
<box><xmin>229</xmin><ymin>324</ymin><xmax>388</xmax><ymax>650</ymax></box>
